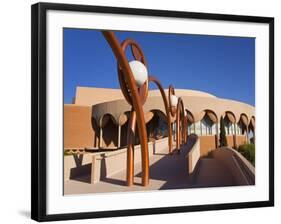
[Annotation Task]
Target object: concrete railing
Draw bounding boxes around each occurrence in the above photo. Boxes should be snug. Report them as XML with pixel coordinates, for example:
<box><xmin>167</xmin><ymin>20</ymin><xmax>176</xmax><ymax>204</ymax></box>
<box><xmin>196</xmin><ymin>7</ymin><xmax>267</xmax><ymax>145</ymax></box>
<box><xmin>185</xmin><ymin>134</ymin><xmax>200</xmax><ymax>175</ymax></box>
<box><xmin>231</xmin><ymin>148</ymin><xmax>255</xmax><ymax>185</ymax></box>
<box><xmin>211</xmin><ymin>147</ymin><xmax>255</xmax><ymax>185</ymax></box>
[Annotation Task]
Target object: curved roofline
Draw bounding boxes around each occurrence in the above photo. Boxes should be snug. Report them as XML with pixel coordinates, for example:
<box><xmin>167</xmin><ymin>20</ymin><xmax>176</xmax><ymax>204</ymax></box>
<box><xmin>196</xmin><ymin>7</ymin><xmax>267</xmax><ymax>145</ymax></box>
<box><xmin>74</xmin><ymin>86</ymin><xmax>219</xmax><ymax>106</ymax></box>
<box><xmin>149</xmin><ymin>88</ymin><xmax>217</xmax><ymax>98</ymax></box>
<box><xmin>90</xmin><ymin>94</ymin><xmax>255</xmax><ymax>125</ymax></box>
<box><xmin>72</xmin><ymin>86</ymin><xmax>255</xmax><ymax>125</ymax></box>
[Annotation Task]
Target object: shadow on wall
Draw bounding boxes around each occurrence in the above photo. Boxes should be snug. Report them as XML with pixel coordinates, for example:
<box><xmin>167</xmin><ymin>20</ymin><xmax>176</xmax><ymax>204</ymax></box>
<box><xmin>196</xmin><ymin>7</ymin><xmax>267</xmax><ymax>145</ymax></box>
<box><xmin>91</xmin><ymin>113</ymin><xmax>118</xmax><ymax>148</ymax></box>
<box><xmin>69</xmin><ymin>154</ymin><xmax>108</xmax><ymax>184</ymax></box>
<box><xmin>69</xmin><ymin>154</ymin><xmax>91</xmax><ymax>183</ymax></box>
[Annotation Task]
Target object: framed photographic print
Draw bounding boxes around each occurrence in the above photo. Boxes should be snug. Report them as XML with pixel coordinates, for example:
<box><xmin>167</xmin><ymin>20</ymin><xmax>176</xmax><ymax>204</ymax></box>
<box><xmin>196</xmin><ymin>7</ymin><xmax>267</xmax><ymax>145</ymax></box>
<box><xmin>31</xmin><ymin>2</ymin><xmax>274</xmax><ymax>222</ymax></box>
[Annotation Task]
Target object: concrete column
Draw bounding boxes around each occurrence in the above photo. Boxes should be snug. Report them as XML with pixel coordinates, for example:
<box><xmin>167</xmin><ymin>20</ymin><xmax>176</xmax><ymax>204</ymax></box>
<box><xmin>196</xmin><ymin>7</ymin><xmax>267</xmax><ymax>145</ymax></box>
<box><xmin>99</xmin><ymin>127</ymin><xmax>103</xmax><ymax>148</ymax></box>
<box><xmin>233</xmin><ymin>123</ymin><xmax>237</xmax><ymax>148</ymax></box>
<box><xmin>246</xmin><ymin>126</ymin><xmax>249</xmax><ymax>143</ymax></box>
<box><xmin>118</xmin><ymin>124</ymin><xmax>121</xmax><ymax>148</ymax></box>
<box><xmin>186</xmin><ymin>120</ymin><xmax>188</xmax><ymax>136</ymax></box>
<box><xmin>216</xmin><ymin>123</ymin><xmax>219</xmax><ymax>148</ymax></box>
<box><xmin>173</xmin><ymin>122</ymin><xmax>176</xmax><ymax>141</ymax></box>
<box><xmin>194</xmin><ymin>122</ymin><xmax>199</xmax><ymax>135</ymax></box>
<box><xmin>91</xmin><ymin>155</ymin><xmax>100</xmax><ymax>184</ymax></box>
<box><xmin>173</xmin><ymin>122</ymin><xmax>175</xmax><ymax>141</ymax></box>
<box><xmin>193</xmin><ymin>123</ymin><xmax>195</xmax><ymax>135</ymax></box>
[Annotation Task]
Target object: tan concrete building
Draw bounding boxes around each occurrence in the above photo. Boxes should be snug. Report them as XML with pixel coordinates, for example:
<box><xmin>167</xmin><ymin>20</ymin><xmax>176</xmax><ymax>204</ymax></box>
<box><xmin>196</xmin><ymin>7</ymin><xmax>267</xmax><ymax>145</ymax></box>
<box><xmin>64</xmin><ymin>86</ymin><xmax>255</xmax><ymax>156</ymax></box>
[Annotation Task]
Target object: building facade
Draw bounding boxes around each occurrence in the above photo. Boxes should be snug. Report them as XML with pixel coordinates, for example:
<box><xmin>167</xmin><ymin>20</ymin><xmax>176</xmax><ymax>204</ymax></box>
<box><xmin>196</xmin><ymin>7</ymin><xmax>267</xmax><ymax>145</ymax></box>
<box><xmin>64</xmin><ymin>87</ymin><xmax>255</xmax><ymax>156</ymax></box>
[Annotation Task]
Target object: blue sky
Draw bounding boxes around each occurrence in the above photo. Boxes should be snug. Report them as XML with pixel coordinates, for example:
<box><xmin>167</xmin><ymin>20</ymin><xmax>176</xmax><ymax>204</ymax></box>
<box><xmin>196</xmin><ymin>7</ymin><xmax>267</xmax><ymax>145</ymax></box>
<box><xmin>64</xmin><ymin>28</ymin><xmax>255</xmax><ymax>106</ymax></box>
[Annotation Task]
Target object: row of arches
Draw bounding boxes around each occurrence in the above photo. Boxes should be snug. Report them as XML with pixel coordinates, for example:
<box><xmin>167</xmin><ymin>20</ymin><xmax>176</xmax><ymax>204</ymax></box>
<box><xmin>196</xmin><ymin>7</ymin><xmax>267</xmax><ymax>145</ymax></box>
<box><xmin>186</xmin><ymin>110</ymin><xmax>254</xmax><ymax>135</ymax></box>
<box><xmin>93</xmin><ymin>110</ymin><xmax>168</xmax><ymax>149</ymax></box>
<box><xmin>93</xmin><ymin>108</ymin><xmax>255</xmax><ymax>149</ymax></box>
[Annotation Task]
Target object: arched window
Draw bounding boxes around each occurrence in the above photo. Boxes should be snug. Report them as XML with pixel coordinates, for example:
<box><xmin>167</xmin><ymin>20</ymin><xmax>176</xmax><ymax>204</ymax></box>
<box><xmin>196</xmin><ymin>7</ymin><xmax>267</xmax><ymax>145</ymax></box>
<box><xmin>236</xmin><ymin>121</ymin><xmax>243</xmax><ymax>135</ymax></box>
<box><xmin>146</xmin><ymin>110</ymin><xmax>168</xmax><ymax>141</ymax></box>
<box><xmin>200</xmin><ymin>114</ymin><xmax>215</xmax><ymax>135</ymax></box>
<box><xmin>238</xmin><ymin>114</ymin><xmax>248</xmax><ymax>136</ymax></box>
<box><xmin>224</xmin><ymin>116</ymin><xmax>235</xmax><ymax>135</ymax></box>
<box><xmin>188</xmin><ymin>123</ymin><xmax>195</xmax><ymax>134</ymax></box>
<box><xmin>224</xmin><ymin>112</ymin><xmax>236</xmax><ymax>135</ymax></box>
<box><xmin>249</xmin><ymin>117</ymin><xmax>255</xmax><ymax>133</ymax></box>
<box><xmin>185</xmin><ymin>110</ymin><xmax>195</xmax><ymax>135</ymax></box>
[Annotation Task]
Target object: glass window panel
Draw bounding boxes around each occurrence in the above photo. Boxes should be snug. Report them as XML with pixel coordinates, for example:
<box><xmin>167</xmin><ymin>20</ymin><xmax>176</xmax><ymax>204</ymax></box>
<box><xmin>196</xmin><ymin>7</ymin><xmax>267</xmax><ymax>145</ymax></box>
<box><xmin>201</xmin><ymin>114</ymin><xmax>215</xmax><ymax>135</ymax></box>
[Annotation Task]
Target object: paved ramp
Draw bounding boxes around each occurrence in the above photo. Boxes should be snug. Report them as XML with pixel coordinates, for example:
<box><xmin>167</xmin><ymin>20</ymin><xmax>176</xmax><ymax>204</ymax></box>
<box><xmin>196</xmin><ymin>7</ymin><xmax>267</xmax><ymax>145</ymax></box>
<box><xmin>192</xmin><ymin>158</ymin><xmax>236</xmax><ymax>187</ymax></box>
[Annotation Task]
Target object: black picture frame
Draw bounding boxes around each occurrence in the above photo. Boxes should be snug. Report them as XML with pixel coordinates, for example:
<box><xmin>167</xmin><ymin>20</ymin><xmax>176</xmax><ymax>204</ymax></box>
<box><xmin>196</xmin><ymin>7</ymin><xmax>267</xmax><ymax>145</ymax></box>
<box><xmin>31</xmin><ymin>2</ymin><xmax>274</xmax><ymax>222</ymax></box>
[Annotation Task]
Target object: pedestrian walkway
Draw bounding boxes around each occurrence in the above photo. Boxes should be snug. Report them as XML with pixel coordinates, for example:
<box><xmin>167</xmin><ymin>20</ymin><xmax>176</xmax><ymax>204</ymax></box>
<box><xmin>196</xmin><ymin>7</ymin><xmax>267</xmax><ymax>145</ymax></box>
<box><xmin>64</xmin><ymin>143</ymin><xmax>248</xmax><ymax>195</ymax></box>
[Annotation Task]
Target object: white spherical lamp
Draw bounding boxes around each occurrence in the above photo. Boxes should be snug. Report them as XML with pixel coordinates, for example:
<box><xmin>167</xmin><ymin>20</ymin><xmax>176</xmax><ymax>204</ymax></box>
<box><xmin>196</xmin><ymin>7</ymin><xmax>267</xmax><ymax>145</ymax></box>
<box><xmin>129</xmin><ymin>60</ymin><xmax>148</xmax><ymax>87</ymax></box>
<box><xmin>170</xmin><ymin>95</ymin><xmax>178</xmax><ymax>107</ymax></box>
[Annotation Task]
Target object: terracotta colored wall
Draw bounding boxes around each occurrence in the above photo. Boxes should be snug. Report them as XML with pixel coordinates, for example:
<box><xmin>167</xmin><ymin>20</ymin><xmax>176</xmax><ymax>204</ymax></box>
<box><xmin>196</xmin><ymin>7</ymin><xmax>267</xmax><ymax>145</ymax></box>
<box><xmin>199</xmin><ymin>135</ymin><xmax>216</xmax><ymax>156</ymax></box>
<box><xmin>225</xmin><ymin>135</ymin><xmax>247</xmax><ymax>148</ymax></box>
<box><xmin>236</xmin><ymin>135</ymin><xmax>247</xmax><ymax>147</ymax></box>
<box><xmin>226</xmin><ymin>135</ymin><xmax>235</xmax><ymax>148</ymax></box>
<box><xmin>64</xmin><ymin>105</ymin><xmax>95</xmax><ymax>149</ymax></box>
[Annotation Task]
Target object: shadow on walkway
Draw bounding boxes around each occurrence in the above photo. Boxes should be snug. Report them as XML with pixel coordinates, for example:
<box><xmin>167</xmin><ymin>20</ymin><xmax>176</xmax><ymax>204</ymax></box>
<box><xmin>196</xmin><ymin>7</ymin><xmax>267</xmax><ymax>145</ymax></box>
<box><xmin>135</xmin><ymin>143</ymin><xmax>194</xmax><ymax>189</ymax></box>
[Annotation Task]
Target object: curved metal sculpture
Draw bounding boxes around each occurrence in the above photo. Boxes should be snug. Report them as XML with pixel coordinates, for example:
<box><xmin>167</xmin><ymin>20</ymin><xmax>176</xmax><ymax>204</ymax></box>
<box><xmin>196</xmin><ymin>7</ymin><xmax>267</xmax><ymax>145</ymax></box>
<box><xmin>168</xmin><ymin>85</ymin><xmax>177</xmax><ymax>118</ymax></box>
<box><xmin>176</xmin><ymin>98</ymin><xmax>185</xmax><ymax>152</ymax></box>
<box><xmin>168</xmin><ymin>85</ymin><xmax>176</xmax><ymax>153</ymax></box>
<box><xmin>183</xmin><ymin>109</ymin><xmax>188</xmax><ymax>144</ymax></box>
<box><xmin>102</xmin><ymin>31</ymin><xmax>149</xmax><ymax>186</ymax></box>
<box><xmin>102</xmin><ymin>31</ymin><xmax>172</xmax><ymax>186</ymax></box>
<box><xmin>168</xmin><ymin>85</ymin><xmax>186</xmax><ymax>153</ymax></box>
<box><xmin>148</xmin><ymin>76</ymin><xmax>173</xmax><ymax>153</ymax></box>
